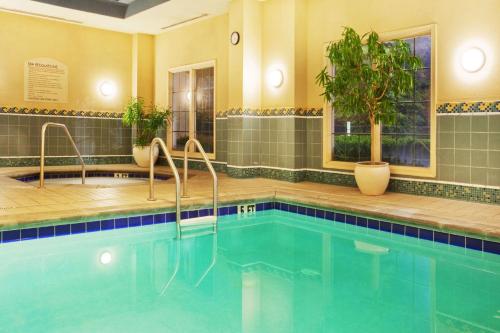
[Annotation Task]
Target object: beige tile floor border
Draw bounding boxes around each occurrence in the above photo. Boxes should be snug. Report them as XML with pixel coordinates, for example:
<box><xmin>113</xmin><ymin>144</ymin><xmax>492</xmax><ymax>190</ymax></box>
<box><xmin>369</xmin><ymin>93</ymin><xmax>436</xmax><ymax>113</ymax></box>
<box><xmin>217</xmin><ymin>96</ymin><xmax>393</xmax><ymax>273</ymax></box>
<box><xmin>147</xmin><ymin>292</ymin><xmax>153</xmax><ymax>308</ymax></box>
<box><xmin>0</xmin><ymin>164</ymin><xmax>499</xmax><ymax>240</ymax></box>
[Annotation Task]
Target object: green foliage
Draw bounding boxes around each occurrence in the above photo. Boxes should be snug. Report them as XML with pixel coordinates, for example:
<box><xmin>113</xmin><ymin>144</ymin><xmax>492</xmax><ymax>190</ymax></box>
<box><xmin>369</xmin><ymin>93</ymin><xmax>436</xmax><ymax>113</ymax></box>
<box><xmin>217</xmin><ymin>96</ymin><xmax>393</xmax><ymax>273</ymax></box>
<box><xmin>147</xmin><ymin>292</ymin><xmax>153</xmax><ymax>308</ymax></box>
<box><xmin>316</xmin><ymin>27</ymin><xmax>422</xmax><ymax>127</ymax></box>
<box><xmin>334</xmin><ymin>134</ymin><xmax>430</xmax><ymax>166</ymax></box>
<box><xmin>122</xmin><ymin>97</ymin><xmax>171</xmax><ymax>147</ymax></box>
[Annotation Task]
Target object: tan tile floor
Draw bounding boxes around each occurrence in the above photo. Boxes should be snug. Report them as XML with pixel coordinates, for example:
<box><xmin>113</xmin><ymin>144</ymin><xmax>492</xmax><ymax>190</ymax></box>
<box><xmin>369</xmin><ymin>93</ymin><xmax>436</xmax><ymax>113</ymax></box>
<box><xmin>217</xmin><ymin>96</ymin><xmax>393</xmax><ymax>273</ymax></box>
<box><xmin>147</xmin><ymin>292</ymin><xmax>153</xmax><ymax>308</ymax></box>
<box><xmin>0</xmin><ymin>164</ymin><xmax>499</xmax><ymax>240</ymax></box>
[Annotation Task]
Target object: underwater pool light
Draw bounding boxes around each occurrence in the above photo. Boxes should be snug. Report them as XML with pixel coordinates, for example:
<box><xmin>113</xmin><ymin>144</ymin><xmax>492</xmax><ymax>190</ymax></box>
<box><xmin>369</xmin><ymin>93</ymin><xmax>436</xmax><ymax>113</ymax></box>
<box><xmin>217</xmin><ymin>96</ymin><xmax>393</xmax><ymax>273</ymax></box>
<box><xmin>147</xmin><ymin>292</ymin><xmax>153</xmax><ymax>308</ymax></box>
<box><xmin>100</xmin><ymin>251</ymin><xmax>112</xmax><ymax>265</ymax></box>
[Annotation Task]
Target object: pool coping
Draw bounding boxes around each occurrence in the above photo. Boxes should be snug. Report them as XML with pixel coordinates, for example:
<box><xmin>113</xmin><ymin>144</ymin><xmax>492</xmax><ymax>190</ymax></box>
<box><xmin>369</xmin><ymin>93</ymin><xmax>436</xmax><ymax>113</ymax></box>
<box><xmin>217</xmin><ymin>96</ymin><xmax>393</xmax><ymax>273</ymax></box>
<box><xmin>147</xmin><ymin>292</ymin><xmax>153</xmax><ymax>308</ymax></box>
<box><xmin>0</xmin><ymin>190</ymin><xmax>499</xmax><ymax>242</ymax></box>
<box><xmin>0</xmin><ymin>166</ymin><xmax>499</xmax><ymax>243</ymax></box>
<box><xmin>0</xmin><ymin>199</ymin><xmax>499</xmax><ymax>256</ymax></box>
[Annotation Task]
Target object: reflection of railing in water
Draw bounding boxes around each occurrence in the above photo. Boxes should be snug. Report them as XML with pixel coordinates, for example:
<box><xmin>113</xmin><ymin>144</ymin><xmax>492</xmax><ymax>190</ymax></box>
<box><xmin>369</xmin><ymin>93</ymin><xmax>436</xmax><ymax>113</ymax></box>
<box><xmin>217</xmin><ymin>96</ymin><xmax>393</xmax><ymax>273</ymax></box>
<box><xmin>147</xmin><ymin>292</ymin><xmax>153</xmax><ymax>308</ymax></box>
<box><xmin>160</xmin><ymin>234</ymin><xmax>218</xmax><ymax>296</ymax></box>
<box><xmin>160</xmin><ymin>239</ymin><xmax>181</xmax><ymax>296</ymax></box>
<box><xmin>39</xmin><ymin>122</ymin><xmax>86</xmax><ymax>188</ymax></box>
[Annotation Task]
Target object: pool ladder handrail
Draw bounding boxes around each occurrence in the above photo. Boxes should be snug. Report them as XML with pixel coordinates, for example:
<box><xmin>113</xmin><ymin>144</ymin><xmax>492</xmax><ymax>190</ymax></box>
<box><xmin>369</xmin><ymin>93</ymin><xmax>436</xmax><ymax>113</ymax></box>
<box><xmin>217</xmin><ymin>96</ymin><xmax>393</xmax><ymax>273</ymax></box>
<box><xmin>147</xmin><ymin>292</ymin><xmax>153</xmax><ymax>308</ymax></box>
<box><xmin>182</xmin><ymin>138</ymin><xmax>218</xmax><ymax>233</ymax></box>
<box><xmin>148</xmin><ymin>138</ymin><xmax>181</xmax><ymax>238</ymax></box>
<box><xmin>39</xmin><ymin>122</ymin><xmax>86</xmax><ymax>188</ymax></box>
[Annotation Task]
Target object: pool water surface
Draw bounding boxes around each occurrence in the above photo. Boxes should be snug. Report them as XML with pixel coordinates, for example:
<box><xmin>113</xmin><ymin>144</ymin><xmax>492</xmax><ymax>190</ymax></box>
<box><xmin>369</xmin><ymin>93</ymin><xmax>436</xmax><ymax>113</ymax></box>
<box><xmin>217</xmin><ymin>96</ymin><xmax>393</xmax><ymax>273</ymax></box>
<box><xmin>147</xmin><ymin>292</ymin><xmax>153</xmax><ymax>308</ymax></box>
<box><xmin>0</xmin><ymin>211</ymin><xmax>498</xmax><ymax>333</ymax></box>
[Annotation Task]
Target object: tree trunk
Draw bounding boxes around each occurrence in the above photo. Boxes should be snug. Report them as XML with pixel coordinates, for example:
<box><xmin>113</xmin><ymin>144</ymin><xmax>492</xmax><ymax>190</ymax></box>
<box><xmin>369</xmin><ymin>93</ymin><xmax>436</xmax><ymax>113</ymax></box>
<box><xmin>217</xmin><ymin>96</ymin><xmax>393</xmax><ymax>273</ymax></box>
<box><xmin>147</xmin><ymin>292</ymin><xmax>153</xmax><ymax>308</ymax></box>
<box><xmin>369</xmin><ymin>115</ymin><xmax>381</xmax><ymax>163</ymax></box>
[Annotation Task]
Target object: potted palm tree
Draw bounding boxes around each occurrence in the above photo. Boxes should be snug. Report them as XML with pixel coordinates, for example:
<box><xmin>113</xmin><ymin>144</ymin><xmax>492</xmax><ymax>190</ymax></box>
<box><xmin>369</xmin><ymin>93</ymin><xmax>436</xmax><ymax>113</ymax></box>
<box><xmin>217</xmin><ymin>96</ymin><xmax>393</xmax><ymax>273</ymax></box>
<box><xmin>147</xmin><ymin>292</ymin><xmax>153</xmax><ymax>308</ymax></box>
<box><xmin>122</xmin><ymin>97</ymin><xmax>170</xmax><ymax>167</ymax></box>
<box><xmin>316</xmin><ymin>27</ymin><xmax>422</xmax><ymax>195</ymax></box>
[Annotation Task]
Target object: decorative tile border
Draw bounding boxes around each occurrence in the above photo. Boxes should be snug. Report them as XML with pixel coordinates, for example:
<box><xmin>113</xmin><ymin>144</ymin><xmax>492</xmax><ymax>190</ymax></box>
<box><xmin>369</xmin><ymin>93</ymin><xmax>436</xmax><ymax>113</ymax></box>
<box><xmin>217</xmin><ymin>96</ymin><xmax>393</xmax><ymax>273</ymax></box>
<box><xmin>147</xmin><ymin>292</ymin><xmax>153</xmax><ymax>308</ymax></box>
<box><xmin>159</xmin><ymin>157</ymin><xmax>228</xmax><ymax>173</ymax></box>
<box><xmin>216</xmin><ymin>108</ymin><xmax>323</xmax><ymax>118</ymax></box>
<box><xmin>437</xmin><ymin>101</ymin><xmax>500</xmax><ymax>114</ymax></box>
<box><xmin>15</xmin><ymin>171</ymin><xmax>169</xmax><ymax>183</ymax></box>
<box><xmin>0</xmin><ymin>201</ymin><xmax>498</xmax><ymax>256</ymax></box>
<box><xmin>388</xmin><ymin>178</ymin><xmax>499</xmax><ymax>204</ymax></box>
<box><xmin>183</xmin><ymin>160</ymin><xmax>498</xmax><ymax>204</ymax></box>
<box><xmin>0</xmin><ymin>156</ymin><xmax>133</xmax><ymax>167</ymax></box>
<box><xmin>0</xmin><ymin>106</ymin><xmax>124</xmax><ymax>119</ymax></box>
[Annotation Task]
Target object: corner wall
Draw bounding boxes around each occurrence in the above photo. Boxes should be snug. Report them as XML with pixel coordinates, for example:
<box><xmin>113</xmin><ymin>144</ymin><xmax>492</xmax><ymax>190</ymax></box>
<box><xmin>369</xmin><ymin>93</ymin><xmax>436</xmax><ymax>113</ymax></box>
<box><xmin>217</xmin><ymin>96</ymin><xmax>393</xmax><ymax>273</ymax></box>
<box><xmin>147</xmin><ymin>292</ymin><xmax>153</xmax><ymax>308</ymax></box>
<box><xmin>0</xmin><ymin>11</ymin><xmax>135</xmax><ymax>166</ymax></box>
<box><xmin>155</xmin><ymin>0</ymin><xmax>499</xmax><ymax>204</ymax></box>
<box><xmin>305</xmin><ymin>0</ymin><xmax>500</xmax><ymax>188</ymax></box>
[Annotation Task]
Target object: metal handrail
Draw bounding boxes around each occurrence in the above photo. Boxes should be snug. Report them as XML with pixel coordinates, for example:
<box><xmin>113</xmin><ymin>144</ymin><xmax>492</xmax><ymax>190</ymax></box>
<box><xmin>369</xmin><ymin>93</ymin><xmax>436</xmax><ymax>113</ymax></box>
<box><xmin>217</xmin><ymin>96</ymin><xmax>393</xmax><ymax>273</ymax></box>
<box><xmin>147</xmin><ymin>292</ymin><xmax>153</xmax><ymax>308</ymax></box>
<box><xmin>39</xmin><ymin>122</ymin><xmax>86</xmax><ymax>188</ymax></box>
<box><xmin>148</xmin><ymin>138</ymin><xmax>181</xmax><ymax>238</ymax></box>
<box><xmin>182</xmin><ymin>138</ymin><xmax>218</xmax><ymax>229</ymax></box>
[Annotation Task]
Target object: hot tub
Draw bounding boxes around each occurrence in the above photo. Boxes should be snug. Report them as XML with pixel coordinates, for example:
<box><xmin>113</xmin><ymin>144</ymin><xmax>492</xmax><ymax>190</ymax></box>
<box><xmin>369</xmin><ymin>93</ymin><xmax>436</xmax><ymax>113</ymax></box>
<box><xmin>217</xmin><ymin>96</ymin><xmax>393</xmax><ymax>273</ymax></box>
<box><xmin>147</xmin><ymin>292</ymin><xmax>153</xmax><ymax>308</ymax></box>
<box><xmin>15</xmin><ymin>171</ymin><xmax>170</xmax><ymax>186</ymax></box>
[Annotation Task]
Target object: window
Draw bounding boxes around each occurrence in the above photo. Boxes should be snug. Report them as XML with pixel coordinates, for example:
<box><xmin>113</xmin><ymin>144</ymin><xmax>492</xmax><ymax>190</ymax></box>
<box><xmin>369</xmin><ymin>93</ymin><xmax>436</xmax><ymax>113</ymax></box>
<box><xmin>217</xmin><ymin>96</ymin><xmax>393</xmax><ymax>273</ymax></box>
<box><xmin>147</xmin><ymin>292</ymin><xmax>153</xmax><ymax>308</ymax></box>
<box><xmin>168</xmin><ymin>61</ymin><xmax>216</xmax><ymax>158</ymax></box>
<box><xmin>331</xmin><ymin>114</ymin><xmax>371</xmax><ymax>162</ymax></box>
<box><xmin>381</xmin><ymin>35</ymin><xmax>431</xmax><ymax>168</ymax></box>
<box><xmin>323</xmin><ymin>25</ymin><xmax>436</xmax><ymax>177</ymax></box>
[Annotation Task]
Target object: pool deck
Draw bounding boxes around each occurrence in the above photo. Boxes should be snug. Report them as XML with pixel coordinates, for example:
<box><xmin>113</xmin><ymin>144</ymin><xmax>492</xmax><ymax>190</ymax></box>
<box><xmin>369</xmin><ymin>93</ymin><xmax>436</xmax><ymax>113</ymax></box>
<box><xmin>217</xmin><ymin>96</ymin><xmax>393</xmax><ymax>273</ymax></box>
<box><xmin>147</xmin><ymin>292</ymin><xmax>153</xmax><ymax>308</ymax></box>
<box><xmin>0</xmin><ymin>164</ymin><xmax>499</xmax><ymax>240</ymax></box>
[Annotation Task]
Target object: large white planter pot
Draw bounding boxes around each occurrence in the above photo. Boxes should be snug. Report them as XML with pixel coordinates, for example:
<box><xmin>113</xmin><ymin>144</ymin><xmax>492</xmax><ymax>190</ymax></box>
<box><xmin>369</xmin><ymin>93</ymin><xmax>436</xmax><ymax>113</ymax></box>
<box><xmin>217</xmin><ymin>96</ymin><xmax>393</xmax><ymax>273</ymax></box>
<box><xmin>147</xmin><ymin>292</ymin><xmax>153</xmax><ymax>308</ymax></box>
<box><xmin>132</xmin><ymin>145</ymin><xmax>159</xmax><ymax>168</ymax></box>
<box><xmin>354</xmin><ymin>162</ymin><xmax>390</xmax><ymax>196</ymax></box>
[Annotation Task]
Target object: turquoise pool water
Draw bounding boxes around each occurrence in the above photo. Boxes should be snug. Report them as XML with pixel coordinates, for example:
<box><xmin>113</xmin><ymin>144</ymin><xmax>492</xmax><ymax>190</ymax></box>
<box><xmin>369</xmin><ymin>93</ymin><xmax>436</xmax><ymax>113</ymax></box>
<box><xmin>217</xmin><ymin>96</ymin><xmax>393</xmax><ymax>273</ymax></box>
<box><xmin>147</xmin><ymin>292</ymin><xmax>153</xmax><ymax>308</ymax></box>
<box><xmin>0</xmin><ymin>211</ymin><xmax>499</xmax><ymax>333</ymax></box>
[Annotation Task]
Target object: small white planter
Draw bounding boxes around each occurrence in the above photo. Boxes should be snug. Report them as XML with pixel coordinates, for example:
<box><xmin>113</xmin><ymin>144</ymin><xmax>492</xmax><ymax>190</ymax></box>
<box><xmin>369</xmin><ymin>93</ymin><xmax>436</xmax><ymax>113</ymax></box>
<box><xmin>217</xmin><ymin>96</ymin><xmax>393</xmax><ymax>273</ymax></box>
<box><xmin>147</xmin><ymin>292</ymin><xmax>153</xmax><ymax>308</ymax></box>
<box><xmin>132</xmin><ymin>145</ymin><xmax>159</xmax><ymax>168</ymax></box>
<box><xmin>354</xmin><ymin>162</ymin><xmax>390</xmax><ymax>196</ymax></box>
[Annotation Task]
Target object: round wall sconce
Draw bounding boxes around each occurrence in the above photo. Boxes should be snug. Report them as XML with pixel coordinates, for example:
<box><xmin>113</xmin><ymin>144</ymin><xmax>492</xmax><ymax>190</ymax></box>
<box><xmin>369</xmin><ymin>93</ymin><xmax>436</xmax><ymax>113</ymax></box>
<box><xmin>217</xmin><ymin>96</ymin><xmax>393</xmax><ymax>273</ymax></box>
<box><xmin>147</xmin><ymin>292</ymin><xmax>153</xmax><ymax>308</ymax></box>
<box><xmin>99</xmin><ymin>251</ymin><xmax>112</xmax><ymax>265</ymax></box>
<box><xmin>99</xmin><ymin>81</ymin><xmax>117</xmax><ymax>97</ymax></box>
<box><xmin>268</xmin><ymin>69</ymin><xmax>284</xmax><ymax>88</ymax></box>
<box><xmin>461</xmin><ymin>47</ymin><xmax>486</xmax><ymax>73</ymax></box>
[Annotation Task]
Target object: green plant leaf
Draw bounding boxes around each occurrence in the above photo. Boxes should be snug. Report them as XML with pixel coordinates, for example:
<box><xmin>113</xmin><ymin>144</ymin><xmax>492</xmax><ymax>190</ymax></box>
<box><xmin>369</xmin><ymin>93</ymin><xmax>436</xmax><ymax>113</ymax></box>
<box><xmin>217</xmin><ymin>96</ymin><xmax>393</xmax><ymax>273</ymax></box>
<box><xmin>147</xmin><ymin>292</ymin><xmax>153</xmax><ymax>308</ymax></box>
<box><xmin>122</xmin><ymin>97</ymin><xmax>171</xmax><ymax>146</ymax></box>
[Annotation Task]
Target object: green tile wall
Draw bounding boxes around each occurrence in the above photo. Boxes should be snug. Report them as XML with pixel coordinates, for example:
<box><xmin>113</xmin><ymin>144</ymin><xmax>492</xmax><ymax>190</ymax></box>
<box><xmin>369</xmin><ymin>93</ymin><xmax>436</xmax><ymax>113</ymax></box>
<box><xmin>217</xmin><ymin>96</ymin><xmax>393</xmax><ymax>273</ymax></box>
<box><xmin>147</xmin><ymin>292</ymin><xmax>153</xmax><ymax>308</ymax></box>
<box><xmin>215</xmin><ymin>119</ymin><xmax>227</xmax><ymax>162</ymax></box>
<box><xmin>437</xmin><ymin>114</ymin><xmax>500</xmax><ymax>186</ymax></box>
<box><xmin>221</xmin><ymin>115</ymin><xmax>322</xmax><ymax>170</ymax></box>
<box><xmin>211</xmin><ymin>107</ymin><xmax>499</xmax><ymax>205</ymax></box>
<box><xmin>0</xmin><ymin>114</ymin><xmax>132</xmax><ymax>164</ymax></box>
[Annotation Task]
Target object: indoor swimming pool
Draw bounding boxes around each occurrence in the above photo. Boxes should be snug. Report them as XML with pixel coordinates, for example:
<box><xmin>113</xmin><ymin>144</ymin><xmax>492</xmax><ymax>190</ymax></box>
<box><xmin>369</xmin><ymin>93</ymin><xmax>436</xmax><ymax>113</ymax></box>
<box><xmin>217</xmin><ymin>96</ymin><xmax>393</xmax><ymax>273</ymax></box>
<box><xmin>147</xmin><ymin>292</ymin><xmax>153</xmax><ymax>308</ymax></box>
<box><xmin>0</xmin><ymin>208</ymin><xmax>498</xmax><ymax>333</ymax></box>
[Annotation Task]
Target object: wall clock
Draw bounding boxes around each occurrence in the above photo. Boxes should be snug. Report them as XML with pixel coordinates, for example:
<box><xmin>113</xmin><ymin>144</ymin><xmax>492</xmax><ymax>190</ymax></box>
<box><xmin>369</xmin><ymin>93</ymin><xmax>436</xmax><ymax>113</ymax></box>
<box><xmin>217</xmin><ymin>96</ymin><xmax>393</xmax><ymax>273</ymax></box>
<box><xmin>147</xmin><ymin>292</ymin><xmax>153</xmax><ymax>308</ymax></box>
<box><xmin>230</xmin><ymin>31</ymin><xmax>240</xmax><ymax>45</ymax></box>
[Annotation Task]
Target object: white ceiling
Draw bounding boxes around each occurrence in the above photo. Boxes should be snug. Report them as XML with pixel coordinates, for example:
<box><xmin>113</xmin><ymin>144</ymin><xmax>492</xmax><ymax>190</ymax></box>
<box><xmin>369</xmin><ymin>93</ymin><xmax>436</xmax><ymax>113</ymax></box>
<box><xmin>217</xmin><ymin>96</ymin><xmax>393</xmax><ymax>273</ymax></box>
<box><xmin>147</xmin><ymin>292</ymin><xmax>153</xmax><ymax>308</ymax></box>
<box><xmin>0</xmin><ymin>0</ymin><xmax>230</xmax><ymax>35</ymax></box>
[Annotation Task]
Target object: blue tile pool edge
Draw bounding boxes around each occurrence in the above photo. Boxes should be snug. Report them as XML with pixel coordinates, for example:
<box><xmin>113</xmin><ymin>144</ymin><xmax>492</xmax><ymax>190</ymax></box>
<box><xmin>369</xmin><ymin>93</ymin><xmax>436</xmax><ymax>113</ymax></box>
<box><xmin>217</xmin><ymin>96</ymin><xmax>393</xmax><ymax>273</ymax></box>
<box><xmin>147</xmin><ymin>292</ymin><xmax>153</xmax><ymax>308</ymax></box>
<box><xmin>1</xmin><ymin>200</ymin><xmax>499</xmax><ymax>256</ymax></box>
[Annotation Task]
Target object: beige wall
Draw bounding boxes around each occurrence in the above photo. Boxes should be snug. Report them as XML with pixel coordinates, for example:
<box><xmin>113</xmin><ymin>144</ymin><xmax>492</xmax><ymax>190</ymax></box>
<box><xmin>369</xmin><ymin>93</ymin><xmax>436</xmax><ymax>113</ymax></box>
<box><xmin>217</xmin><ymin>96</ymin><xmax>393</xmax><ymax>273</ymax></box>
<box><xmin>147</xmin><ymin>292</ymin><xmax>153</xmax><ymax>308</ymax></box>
<box><xmin>2</xmin><ymin>0</ymin><xmax>499</xmax><ymax>114</ymax></box>
<box><xmin>154</xmin><ymin>14</ymin><xmax>229</xmax><ymax>112</ymax></box>
<box><xmin>0</xmin><ymin>11</ymin><xmax>132</xmax><ymax>112</ymax></box>
<box><xmin>261</xmin><ymin>0</ymin><xmax>296</xmax><ymax>108</ymax></box>
<box><xmin>306</xmin><ymin>0</ymin><xmax>500</xmax><ymax>108</ymax></box>
<box><xmin>242</xmin><ymin>0</ymin><xmax>262</xmax><ymax>109</ymax></box>
<box><xmin>132</xmin><ymin>34</ymin><xmax>155</xmax><ymax>106</ymax></box>
<box><xmin>228</xmin><ymin>0</ymin><xmax>243</xmax><ymax>109</ymax></box>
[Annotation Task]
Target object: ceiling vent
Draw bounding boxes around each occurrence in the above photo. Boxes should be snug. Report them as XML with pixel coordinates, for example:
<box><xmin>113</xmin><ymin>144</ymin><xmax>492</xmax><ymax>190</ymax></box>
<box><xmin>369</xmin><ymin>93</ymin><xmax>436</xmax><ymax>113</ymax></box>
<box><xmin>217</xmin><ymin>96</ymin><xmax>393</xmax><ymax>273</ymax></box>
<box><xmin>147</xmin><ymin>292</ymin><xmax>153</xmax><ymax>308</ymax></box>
<box><xmin>161</xmin><ymin>13</ymin><xmax>208</xmax><ymax>30</ymax></box>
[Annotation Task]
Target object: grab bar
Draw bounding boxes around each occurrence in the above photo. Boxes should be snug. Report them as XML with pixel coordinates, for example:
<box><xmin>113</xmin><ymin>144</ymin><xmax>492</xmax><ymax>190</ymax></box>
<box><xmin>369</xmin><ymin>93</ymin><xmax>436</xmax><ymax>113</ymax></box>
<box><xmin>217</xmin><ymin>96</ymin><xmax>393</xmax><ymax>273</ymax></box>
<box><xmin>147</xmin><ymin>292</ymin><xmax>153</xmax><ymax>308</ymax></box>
<box><xmin>148</xmin><ymin>138</ymin><xmax>181</xmax><ymax>238</ymax></box>
<box><xmin>181</xmin><ymin>138</ymin><xmax>218</xmax><ymax>229</ymax></box>
<box><xmin>40</xmin><ymin>122</ymin><xmax>86</xmax><ymax>188</ymax></box>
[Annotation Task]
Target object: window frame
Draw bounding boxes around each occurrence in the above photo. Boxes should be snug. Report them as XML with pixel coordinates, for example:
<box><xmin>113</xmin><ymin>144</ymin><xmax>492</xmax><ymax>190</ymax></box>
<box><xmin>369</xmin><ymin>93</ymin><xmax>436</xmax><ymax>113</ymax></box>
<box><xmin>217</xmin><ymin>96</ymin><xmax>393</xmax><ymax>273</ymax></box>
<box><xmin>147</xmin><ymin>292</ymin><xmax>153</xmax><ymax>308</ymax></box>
<box><xmin>322</xmin><ymin>24</ymin><xmax>437</xmax><ymax>178</ymax></box>
<box><xmin>167</xmin><ymin>60</ymin><xmax>217</xmax><ymax>160</ymax></box>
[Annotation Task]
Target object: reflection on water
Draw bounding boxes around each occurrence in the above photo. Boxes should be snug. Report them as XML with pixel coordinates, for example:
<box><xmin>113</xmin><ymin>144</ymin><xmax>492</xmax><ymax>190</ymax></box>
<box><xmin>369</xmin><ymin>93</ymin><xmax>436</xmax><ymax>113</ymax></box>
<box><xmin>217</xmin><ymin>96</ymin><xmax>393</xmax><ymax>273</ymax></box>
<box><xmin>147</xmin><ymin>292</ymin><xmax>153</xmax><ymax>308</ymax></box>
<box><xmin>0</xmin><ymin>212</ymin><xmax>499</xmax><ymax>333</ymax></box>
